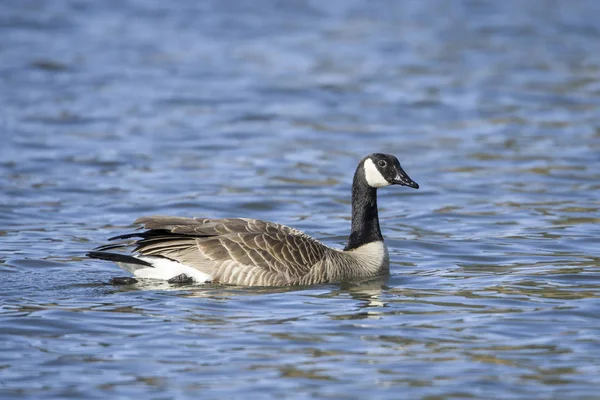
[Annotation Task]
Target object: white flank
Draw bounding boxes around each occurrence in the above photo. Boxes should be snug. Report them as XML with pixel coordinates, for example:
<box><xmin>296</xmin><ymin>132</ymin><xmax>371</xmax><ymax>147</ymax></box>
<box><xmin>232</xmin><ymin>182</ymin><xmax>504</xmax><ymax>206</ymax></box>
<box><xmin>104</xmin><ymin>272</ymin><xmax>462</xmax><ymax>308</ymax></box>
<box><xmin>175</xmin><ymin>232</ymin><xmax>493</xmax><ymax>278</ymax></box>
<box><xmin>133</xmin><ymin>256</ymin><xmax>212</xmax><ymax>283</ymax></box>
<box><xmin>363</xmin><ymin>158</ymin><xmax>390</xmax><ymax>188</ymax></box>
<box><xmin>345</xmin><ymin>241</ymin><xmax>389</xmax><ymax>270</ymax></box>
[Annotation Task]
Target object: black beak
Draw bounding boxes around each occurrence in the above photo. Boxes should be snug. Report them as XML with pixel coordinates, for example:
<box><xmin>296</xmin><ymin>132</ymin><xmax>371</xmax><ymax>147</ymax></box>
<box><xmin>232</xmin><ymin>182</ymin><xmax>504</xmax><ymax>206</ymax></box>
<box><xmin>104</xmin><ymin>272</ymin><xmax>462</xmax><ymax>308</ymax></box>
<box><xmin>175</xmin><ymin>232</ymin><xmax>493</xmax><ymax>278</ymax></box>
<box><xmin>391</xmin><ymin>168</ymin><xmax>419</xmax><ymax>189</ymax></box>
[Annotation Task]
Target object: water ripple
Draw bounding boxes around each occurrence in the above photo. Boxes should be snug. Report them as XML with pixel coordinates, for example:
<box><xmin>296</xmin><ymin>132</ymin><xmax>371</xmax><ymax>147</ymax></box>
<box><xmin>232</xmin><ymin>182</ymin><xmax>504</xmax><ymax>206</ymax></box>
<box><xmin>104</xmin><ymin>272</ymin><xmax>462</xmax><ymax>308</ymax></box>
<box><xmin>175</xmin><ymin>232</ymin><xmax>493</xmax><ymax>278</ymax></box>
<box><xmin>1</xmin><ymin>0</ymin><xmax>600</xmax><ymax>398</ymax></box>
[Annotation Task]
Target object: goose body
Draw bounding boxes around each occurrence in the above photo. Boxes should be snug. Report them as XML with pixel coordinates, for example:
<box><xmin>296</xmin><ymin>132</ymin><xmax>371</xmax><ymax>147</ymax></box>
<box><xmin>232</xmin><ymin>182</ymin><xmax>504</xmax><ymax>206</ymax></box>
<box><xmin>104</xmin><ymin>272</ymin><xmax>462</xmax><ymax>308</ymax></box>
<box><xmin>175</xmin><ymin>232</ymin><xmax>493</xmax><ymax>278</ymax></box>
<box><xmin>88</xmin><ymin>153</ymin><xmax>419</xmax><ymax>286</ymax></box>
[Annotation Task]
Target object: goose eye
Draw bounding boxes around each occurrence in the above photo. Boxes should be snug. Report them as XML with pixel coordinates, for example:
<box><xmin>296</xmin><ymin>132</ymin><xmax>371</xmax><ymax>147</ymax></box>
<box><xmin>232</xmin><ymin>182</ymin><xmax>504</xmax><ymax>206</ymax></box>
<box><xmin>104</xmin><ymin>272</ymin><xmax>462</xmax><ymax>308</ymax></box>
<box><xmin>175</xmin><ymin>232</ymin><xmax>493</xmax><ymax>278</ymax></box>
<box><xmin>378</xmin><ymin>160</ymin><xmax>387</xmax><ymax>167</ymax></box>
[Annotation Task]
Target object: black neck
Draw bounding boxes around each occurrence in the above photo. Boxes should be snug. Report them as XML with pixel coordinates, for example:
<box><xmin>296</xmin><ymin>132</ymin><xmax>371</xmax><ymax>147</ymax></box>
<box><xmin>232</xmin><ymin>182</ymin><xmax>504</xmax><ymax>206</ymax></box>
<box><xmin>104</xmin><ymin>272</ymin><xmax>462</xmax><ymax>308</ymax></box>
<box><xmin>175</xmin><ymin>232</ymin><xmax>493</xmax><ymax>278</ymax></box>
<box><xmin>344</xmin><ymin>164</ymin><xmax>383</xmax><ymax>251</ymax></box>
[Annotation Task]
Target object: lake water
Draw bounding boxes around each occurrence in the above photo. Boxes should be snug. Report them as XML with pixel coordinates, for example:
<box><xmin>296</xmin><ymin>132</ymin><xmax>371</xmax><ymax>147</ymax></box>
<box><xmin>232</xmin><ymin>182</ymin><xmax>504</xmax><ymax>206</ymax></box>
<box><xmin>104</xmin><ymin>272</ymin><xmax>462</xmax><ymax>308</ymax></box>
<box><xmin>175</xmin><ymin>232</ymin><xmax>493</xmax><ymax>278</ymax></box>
<box><xmin>2</xmin><ymin>0</ymin><xmax>600</xmax><ymax>398</ymax></box>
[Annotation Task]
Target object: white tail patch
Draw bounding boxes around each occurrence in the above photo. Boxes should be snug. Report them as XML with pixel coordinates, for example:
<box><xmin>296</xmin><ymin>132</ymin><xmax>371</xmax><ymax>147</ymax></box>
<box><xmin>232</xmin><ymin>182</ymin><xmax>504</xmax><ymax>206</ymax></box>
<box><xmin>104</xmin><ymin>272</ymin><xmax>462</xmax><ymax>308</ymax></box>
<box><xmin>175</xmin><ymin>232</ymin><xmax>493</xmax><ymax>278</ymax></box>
<box><xmin>130</xmin><ymin>256</ymin><xmax>212</xmax><ymax>283</ymax></box>
<box><xmin>364</xmin><ymin>158</ymin><xmax>390</xmax><ymax>188</ymax></box>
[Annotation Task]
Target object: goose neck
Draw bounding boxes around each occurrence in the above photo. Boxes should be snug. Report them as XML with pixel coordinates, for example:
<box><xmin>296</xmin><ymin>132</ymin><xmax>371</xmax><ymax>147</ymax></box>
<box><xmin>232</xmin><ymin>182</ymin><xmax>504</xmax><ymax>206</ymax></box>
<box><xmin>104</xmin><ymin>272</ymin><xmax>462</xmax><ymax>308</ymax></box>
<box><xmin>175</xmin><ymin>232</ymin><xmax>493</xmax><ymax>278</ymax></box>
<box><xmin>344</xmin><ymin>172</ymin><xmax>383</xmax><ymax>251</ymax></box>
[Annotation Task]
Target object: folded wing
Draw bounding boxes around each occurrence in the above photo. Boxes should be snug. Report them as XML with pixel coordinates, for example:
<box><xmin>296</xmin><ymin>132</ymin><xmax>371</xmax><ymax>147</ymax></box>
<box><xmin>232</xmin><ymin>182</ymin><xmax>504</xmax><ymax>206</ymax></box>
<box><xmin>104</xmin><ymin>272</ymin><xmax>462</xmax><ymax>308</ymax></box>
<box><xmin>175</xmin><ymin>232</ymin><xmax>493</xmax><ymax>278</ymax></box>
<box><xmin>104</xmin><ymin>216</ymin><xmax>330</xmax><ymax>285</ymax></box>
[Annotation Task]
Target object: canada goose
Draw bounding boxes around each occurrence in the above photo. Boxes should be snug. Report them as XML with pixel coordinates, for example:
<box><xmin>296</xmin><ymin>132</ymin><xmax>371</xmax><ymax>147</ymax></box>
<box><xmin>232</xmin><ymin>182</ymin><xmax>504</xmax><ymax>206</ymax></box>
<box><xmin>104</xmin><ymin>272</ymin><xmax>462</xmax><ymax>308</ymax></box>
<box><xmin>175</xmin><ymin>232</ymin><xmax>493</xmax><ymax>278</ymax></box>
<box><xmin>87</xmin><ymin>153</ymin><xmax>419</xmax><ymax>286</ymax></box>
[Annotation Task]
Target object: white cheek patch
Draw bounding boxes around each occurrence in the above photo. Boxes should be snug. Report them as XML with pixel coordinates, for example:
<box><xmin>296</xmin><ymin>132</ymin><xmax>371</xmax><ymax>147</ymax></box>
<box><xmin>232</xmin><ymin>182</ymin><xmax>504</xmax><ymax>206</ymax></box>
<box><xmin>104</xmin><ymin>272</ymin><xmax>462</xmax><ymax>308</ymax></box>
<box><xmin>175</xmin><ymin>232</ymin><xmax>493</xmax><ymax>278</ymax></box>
<box><xmin>364</xmin><ymin>158</ymin><xmax>391</xmax><ymax>188</ymax></box>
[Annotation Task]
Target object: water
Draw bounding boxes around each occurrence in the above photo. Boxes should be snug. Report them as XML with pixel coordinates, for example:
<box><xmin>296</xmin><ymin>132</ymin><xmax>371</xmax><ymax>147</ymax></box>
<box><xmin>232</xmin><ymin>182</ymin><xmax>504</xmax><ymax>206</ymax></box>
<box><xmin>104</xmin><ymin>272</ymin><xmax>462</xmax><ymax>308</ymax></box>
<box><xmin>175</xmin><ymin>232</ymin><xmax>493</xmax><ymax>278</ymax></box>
<box><xmin>1</xmin><ymin>0</ymin><xmax>600</xmax><ymax>398</ymax></box>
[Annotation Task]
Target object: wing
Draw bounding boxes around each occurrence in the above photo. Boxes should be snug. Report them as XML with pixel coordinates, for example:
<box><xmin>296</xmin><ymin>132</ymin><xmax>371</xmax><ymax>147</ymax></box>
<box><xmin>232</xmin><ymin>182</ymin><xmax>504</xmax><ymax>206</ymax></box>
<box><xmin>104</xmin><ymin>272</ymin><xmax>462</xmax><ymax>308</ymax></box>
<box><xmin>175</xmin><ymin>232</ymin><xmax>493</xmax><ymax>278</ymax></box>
<box><xmin>130</xmin><ymin>216</ymin><xmax>304</xmax><ymax>236</ymax></box>
<box><xmin>195</xmin><ymin>230</ymin><xmax>327</xmax><ymax>279</ymax></box>
<box><xmin>103</xmin><ymin>216</ymin><xmax>330</xmax><ymax>285</ymax></box>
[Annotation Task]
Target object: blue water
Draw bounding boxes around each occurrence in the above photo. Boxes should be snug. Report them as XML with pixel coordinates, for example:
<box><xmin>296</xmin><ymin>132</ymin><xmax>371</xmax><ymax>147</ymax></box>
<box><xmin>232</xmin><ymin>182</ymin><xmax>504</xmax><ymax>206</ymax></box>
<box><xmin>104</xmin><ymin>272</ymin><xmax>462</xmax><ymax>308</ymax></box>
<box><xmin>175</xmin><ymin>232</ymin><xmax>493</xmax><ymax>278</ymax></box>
<box><xmin>1</xmin><ymin>0</ymin><xmax>600</xmax><ymax>398</ymax></box>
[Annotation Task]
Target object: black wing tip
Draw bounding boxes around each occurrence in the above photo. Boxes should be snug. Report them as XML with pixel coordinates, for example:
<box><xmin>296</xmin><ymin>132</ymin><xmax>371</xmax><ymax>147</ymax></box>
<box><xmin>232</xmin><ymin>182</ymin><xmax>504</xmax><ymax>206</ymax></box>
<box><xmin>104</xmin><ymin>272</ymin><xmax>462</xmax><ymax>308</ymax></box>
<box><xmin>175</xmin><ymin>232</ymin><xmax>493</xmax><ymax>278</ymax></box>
<box><xmin>86</xmin><ymin>251</ymin><xmax>153</xmax><ymax>267</ymax></box>
<box><xmin>108</xmin><ymin>233</ymin><xmax>139</xmax><ymax>241</ymax></box>
<box><xmin>108</xmin><ymin>232</ymin><xmax>141</xmax><ymax>241</ymax></box>
<box><xmin>94</xmin><ymin>243</ymin><xmax>127</xmax><ymax>251</ymax></box>
<box><xmin>108</xmin><ymin>229</ymin><xmax>172</xmax><ymax>241</ymax></box>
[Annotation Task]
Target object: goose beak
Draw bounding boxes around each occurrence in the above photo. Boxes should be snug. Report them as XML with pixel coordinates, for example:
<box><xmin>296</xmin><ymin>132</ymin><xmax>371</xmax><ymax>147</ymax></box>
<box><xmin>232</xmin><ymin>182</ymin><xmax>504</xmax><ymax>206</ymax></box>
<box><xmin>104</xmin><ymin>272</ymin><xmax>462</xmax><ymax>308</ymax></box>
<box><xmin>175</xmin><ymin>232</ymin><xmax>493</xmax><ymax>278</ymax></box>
<box><xmin>391</xmin><ymin>169</ymin><xmax>419</xmax><ymax>189</ymax></box>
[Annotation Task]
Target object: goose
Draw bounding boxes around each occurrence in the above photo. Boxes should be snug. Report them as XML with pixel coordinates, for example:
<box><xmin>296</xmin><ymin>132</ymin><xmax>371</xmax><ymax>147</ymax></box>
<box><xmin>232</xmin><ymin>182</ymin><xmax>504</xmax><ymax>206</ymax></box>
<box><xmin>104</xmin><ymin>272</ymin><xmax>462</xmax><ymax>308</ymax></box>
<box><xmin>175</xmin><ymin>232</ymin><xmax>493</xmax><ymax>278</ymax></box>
<box><xmin>87</xmin><ymin>153</ymin><xmax>419</xmax><ymax>286</ymax></box>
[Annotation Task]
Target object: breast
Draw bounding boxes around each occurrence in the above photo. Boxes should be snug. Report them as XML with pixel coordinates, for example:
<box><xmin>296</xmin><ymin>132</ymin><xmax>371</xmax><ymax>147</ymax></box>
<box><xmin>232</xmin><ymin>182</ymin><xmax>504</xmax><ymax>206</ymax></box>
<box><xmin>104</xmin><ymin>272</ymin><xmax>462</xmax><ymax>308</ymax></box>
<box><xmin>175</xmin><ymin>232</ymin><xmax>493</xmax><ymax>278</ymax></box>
<box><xmin>349</xmin><ymin>241</ymin><xmax>389</xmax><ymax>269</ymax></box>
<box><xmin>329</xmin><ymin>241</ymin><xmax>390</xmax><ymax>281</ymax></box>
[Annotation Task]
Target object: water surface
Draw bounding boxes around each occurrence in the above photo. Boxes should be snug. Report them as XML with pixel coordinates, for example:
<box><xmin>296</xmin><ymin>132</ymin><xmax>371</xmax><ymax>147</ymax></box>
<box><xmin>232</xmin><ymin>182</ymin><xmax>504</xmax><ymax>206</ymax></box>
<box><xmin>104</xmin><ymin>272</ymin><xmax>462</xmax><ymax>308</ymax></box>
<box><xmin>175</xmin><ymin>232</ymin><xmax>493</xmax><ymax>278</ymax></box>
<box><xmin>1</xmin><ymin>1</ymin><xmax>600</xmax><ymax>398</ymax></box>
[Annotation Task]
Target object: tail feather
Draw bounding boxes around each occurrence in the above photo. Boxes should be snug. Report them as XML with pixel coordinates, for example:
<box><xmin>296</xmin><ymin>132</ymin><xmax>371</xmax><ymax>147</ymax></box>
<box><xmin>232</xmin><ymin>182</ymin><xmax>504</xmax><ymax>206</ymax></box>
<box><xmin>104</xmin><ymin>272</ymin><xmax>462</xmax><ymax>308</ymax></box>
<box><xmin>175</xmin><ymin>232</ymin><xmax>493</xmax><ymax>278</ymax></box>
<box><xmin>108</xmin><ymin>229</ymin><xmax>170</xmax><ymax>241</ymax></box>
<box><xmin>86</xmin><ymin>251</ymin><xmax>153</xmax><ymax>267</ymax></box>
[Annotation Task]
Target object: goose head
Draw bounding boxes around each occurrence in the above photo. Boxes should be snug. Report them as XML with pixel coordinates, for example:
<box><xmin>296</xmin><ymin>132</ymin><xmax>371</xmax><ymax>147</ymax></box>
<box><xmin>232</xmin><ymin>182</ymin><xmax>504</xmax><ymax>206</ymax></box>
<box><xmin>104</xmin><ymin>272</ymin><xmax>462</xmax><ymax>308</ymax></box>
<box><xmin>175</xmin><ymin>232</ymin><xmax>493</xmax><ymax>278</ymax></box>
<box><xmin>362</xmin><ymin>153</ymin><xmax>419</xmax><ymax>189</ymax></box>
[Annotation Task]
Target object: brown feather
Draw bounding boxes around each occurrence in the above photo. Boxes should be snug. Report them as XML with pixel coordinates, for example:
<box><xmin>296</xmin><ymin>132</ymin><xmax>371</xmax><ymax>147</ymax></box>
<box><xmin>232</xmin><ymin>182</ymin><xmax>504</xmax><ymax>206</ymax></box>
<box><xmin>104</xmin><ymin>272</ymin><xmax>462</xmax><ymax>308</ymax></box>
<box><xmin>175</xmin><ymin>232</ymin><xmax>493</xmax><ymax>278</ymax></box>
<box><xmin>93</xmin><ymin>216</ymin><xmax>387</xmax><ymax>286</ymax></box>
